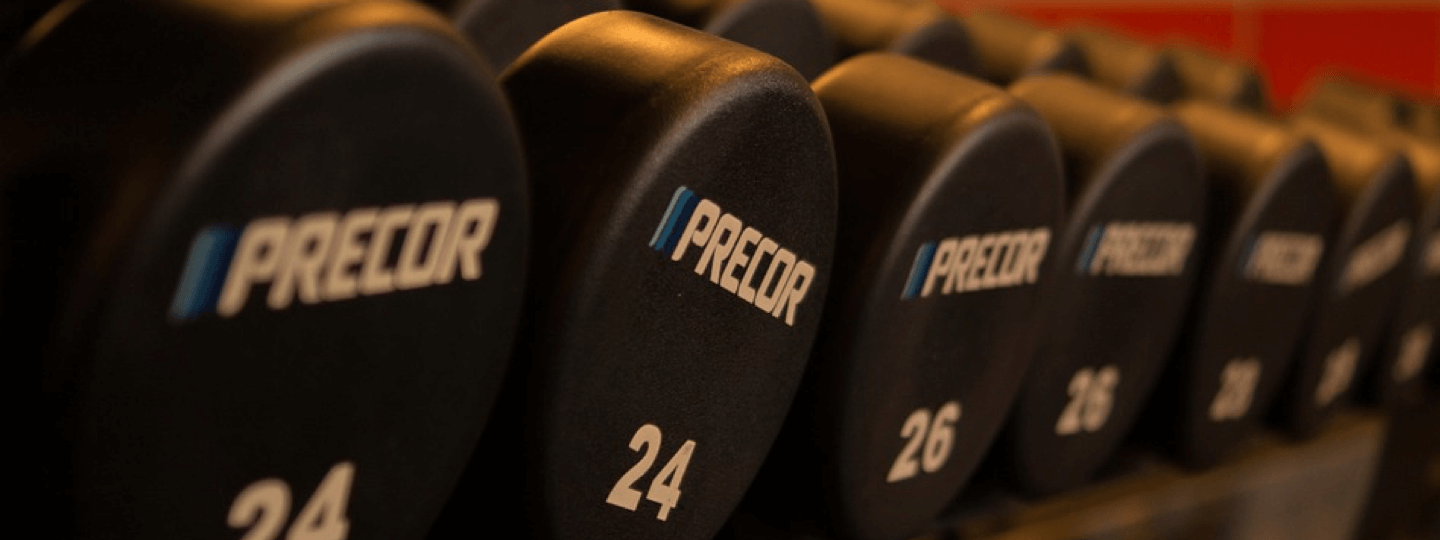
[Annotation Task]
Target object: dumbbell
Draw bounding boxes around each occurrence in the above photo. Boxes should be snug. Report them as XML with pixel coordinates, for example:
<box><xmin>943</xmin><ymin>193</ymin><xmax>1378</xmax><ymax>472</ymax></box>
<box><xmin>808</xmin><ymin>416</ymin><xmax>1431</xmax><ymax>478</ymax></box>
<box><xmin>1298</xmin><ymin>76</ymin><xmax>1440</xmax><ymax>140</ymax></box>
<box><xmin>1164</xmin><ymin>43</ymin><xmax>1270</xmax><ymax>112</ymax></box>
<box><xmin>996</xmin><ymin>74</ymin><xmax>1205</xmax><ymax>495</ymax></box>
<box><xmin>741</xmin><ymin>53</ymin><xmax>1064</xmax><ymax>540</ymax></box>
<box><xmin>1065</xmin><ymin>26</ymin><xmax>1183</xmax><ymax>103</ymax></box>
<box><xmin>1273</xmin><ymin>116</ymin><xmax>1418</xmax><ymax>435</ymax></box>
<box><xmin>810</xmin><ymin>0</ymin><xmax>976</xmax><ymax>74</ymax></box>
<box><xmin>10</xmin><ymin>1</ymin><xmax>529</xmax><ymax>538</ymax></box>
<box><xmin>427</xmin><ymin>11</ymin><xmax>835</xmax><ymax>540</ymax></box>
<box><xmin>1369</xmin><ymin>131</ymin><xmax>1439</xmax><ymax>403</ymax></box>
<box><xmin>1155</xmin><ymin>101</ymin><xmax>1338</xmax><ymax>467</ymax></box>
<box><xmin>427</xmin><ymin>0</ymin><xmax>620</xmax><ymax>73</ymax></box>
<box><xmin>957</xmin><ymin>10</ymin><xmax>1090</xmax><ymax>85</ymax></box>
<box><xmin>624</xmin><ymin>0</ymin><xmax>834</xmax><ymax>80</ymax></box>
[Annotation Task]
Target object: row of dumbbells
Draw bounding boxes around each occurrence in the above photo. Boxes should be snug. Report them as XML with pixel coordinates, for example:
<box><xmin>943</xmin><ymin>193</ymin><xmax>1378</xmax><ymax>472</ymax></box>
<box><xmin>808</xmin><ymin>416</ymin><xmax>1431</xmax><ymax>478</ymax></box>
<box><xmin>8</xmin><ymin>0</ymin><xmax>1436</xmax><ymax>539</ymax></box>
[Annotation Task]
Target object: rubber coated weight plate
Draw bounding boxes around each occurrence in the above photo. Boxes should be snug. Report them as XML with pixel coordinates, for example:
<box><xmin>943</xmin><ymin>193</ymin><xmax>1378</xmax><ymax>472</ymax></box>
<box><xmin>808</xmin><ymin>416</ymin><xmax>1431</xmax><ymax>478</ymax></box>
<box><xmin>625</xmin><ymin>0</ymin><xmax>835</xmax><ymax>80</ymax></box>
<box><xmin>1275</xmin><ymin>116</ymin><xmax>1418</xmax><ymax>435</ymax></box>
<box><xmin>1160</xmin><ymin>101</ymin><xmax>1338</xmax><ymax>467</ymax></box>
<box><xmin>1000</xmin><ymin>74</ymin><xmax>1205</xmax><ymax>495</ymax></box>
<box><xmin>435</xmin><ymin>12</ymin><xmax>836</xmax><ymax>540</ymax></box>
<box><xmin>810</xmin><ymin>0</ymin><xmax>976</xmax><ymax>74</ymax></box>
<box><xmin>959</xmin><ymin>11</ymin><xmax>1090</xmax><ymax>85</ymax></box>
<box><xmin>1370</xmin><ymin>132</ymin><xmax>1440</xmax><ymax>403</ymax></box>
<box><xmin>10</xmin><ymin>2</ymin><xmax>529</xmax><ymax>539</ymax></box>
<box><xmin>1066</xmin><ymin>27</ymin><xmax>1183</xmax><ymax>103</ymax></box>
<box><xmin>432</xmin><ymin>0</ymin><xmax>620</xmax><ymax>73</ymax></box>
<box><xmin>1164</xmin><ymin>44</ymin><xmax>1270</xmax><ymax>112</ymax></box>
<box><xmin>745</xmin><ymin>53</ymin><xmax>1064</xmax><ymax>540</ymax></box>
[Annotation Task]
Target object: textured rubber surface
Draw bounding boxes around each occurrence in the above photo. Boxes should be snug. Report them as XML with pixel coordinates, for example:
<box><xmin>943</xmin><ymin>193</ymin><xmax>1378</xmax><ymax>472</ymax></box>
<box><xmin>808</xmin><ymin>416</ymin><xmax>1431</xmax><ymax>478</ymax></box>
<box><xmin>9</xmin><ymin>2</ymin><xmax>529</xmax><ymax>539</ymax></box>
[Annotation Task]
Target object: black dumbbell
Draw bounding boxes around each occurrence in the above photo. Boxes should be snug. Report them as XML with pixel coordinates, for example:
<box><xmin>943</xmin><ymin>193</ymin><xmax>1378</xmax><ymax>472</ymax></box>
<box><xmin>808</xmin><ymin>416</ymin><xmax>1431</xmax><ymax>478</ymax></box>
<box><xmin>997</xmin><ymin>74</ymin><xmax>1206</xmax><ymax>495</ymax></box>
<box><xmin>1156</xmin><ymin>100</ymin><xmax>1338</xmax><ymax>467</ymax></box>
<box><xmin>10</xmin><ymin>1</ymin><xmax>530</xmax><ymax>538</ymax></box>
<box><xmin>624</xmin><ymin>0</ymin><xmax>835</xmax><ymax>80</ymax></box>
<box><xmin>810</xmin><ymin>0</ymin><xmax>976</xmax><ymax>74</ymax></box>
<box><xmin>743</xmin><ymin>52</ymin><xmax>1064</xmax><ymax>540</ymax></box>
<box><xmin>428</xmin><ymin>11</ymin><xmax>836</xmax><ymax>540</ymax></box>
<box><xmin>1273</xmin><ymin>115</ymin><xmax>1418</xmax><ymax>435</ymax></box>
<box><xmin>429</xmin><ymin>0</ymin><xmax>620</xmax><ymax>73</ymax></box>
<box><xmin>1368</xmin><ymin>131</ymin><xmax>1439</xmax><ymax>403</ymax></box>
<box><xmin>1164</xmin><ymin>43</ymin><xmax>1270</xmax><ymax>112</ymax></box>
<box><xmin>1065</xmin><ymin>26</ymin><xmax>1183</xmax><ymax>103</ymax></box>
<box><xmin>958</xmin><ymin>10</ymin><xmax>1090</xmax><ymax>85</ymax></box>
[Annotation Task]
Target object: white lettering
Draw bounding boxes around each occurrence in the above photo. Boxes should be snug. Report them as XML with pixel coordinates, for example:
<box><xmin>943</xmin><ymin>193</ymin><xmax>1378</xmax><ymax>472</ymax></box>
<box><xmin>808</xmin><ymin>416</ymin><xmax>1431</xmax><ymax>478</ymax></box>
<box><xmin>1244</xmin><ymin>231</ymin><xmax>1323</xmax><ymax>285</ymax></box>
<box><xmin>917</xmin><ymin>228</ymin><xmax>1050</xmax><ymax>297</ymax></box>
<box><xmin>1086</xmin><ymin>222</ymin><xmax>1195</xmax><ymax>277</ymax></box>
<box><xmin>1341</xmin><ymin>221</ymin><xmax>1409</xmax><ymax>293</ymax></box>
<box><xmin>213</xmin><ymin>198</ymin><xmax>499</xmax><ymax>317</ymax></box>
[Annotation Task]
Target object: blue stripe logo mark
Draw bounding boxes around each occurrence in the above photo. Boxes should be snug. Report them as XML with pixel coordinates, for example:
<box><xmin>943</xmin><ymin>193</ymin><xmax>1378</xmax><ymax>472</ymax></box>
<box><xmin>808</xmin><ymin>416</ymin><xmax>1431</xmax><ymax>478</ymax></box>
<box><xmin>1076</xmin><ymin>225</ymin><xmax>1105</xmax><ymax>274</ymax></box>
<box><xmin>168</xmin><ymin>225</ymin><xmax>240</xmax><ymax>321</ymax></box>
<box><xmin>901</xmin><ymin>242</ymin><xmax>937</xmax><ymax>300</ymax></box>
<box><xmin>649</xmin><ymin>186</ymin><xmax>700</xmax><ymax>256</ymax></box>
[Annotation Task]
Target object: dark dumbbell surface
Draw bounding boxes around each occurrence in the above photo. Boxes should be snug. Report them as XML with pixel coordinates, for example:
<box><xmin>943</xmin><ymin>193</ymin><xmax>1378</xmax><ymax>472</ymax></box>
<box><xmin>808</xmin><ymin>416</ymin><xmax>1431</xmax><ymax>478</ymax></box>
<box><xmin>626</xmin><ymin>0</ymin><xmax>835</xmax><ymax>80</ymax></box>
<box><xmin>811</xmin><ymin>0</ymin><xmax>976</xmax><ymax>74</ymax></box>
<box><xmin>429</xmin><ymin>11</ymin><xmax>835</xmax><ymax>540</ymax></box>
<box><xmin>11</xmin><ymin>1</ymin><xmax>529</xmax><ymax>538</ymax></box>
<box><xmin>959</xmin><ymin>10</ymin><xmax>1090</xmax><ymax>85</ymax></box>
<box><xmin>1164</xmin><ymin>43</ymin><xmax>1270</xmax><ymax>112</ymax></box>
<box><xmin>1066</xmin><ymin>27</ymin><xmax>1183</xmax><ymax>103</ymax></box>
<box><xmin>431</xmin><ymin>0</ymin><xmax>621</xmax><ymax>73</ymax></box>
<box><xmin>1368</xmin><ymin>131</ymin><xmax>1439</xmax><ymax>403</ymax></box>
<box><xmin>1274</xmin><ymin>116</ymin><xmax>1418</xmax><ymax>435</ymax></box>
<box><xmin>1158</xmin><ymin>101</ymin><xmax>1338</xmax><ymax>467</ymax></box>
<box><xmin>744</xmin><ymin>53</ymin><xmax>1064</xmax><ymax>540</ymax></box>
<box><xmin>998</xmin><ymin>73</ymin><xmax>1206</xmax><ymax>495</ymax></box>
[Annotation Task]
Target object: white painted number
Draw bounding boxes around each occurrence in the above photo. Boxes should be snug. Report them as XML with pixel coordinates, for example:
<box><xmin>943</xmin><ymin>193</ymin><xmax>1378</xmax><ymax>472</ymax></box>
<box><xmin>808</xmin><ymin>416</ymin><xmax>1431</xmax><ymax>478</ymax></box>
<box><xmin>886</xmin><ymin>401</ymin><xmax>962</xmax><ymax>483</ymax></box>
<box><xmin>606</xmin><ymin>424</ymin><xmax>697</xmax><ymax>521</ymax></box>
<box><xmin>229</xmin><ymin>462</ymin><xmax>354</xmax><ymax>540</ymax></box>
<box><xmin>1055</xmin><ymin>365</ymin><xmax>1120</xmax><ymax>435</ymax></box>
<box><xmin>1315</xmin><ymin>338</ymin><xmax>1360</xmax><ymax>407</ymax></box>
<box><xmin>1209</xmin><ymin>357</ymin><xmax>1262</xmax><ymax>422</ymax></box>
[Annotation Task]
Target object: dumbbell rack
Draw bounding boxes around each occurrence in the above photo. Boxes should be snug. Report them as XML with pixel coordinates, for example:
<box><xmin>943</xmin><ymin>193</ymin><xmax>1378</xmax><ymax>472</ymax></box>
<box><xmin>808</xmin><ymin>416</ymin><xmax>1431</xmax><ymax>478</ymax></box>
<box><xmin>11</xmin><ymin>1</ymin><xmax>1438</xmax><ymax>540</ymax></box>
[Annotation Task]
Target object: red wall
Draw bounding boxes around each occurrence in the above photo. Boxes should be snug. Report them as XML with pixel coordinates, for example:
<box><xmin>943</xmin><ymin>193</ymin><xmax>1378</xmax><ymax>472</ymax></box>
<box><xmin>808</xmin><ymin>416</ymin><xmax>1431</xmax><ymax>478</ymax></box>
<box><xmin>938</xmin><ymin>1</ymin><xmax>1440</xmax><ymax>109</ymax></box>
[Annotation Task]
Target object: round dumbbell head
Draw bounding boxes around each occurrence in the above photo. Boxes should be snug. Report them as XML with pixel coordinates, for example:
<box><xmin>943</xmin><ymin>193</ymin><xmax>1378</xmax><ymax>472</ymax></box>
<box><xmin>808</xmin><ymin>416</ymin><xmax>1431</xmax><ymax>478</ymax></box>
<box><xmin>1370</xmin><ymin>132</ymin><xmax>1440</xmax><ymax>403</ymax></box>
<box><xmin>625</xmin><ymin>0</ymin><xmax>835</xmax><ymax>80</ymax></box>
<box><xmin>10</xmin><ymin>1</ymin><xmax>529</xmax><ymax>538</ymax></box>
<box><xmin>1275</xmin><ymin>116</ymin><xmax>1418</xmax><ymax>435</ymax></box>
<box><xmin>959</xmin><ymin>10</ymin><xmax>1090</xmax><ymax>85</ymax></box>
<box><xmin>745</xmin><ymin>53</ymin><xmax>1064</xmax><ymax>540</ymax></box>
<box><xmin>811</xmin><ymin>0</ymin><xmax>977</xmax><ymax>74</ymax></box>
<box><xmin>1164</xmin><ymin>43</ymin><xmax>1270</xmax><ymax>112</ymax></box>
<box><xmin>1066</xmin><ymin>27</ymin><xmax>1183</xmax><ymax>103</ymax></box>
<box><xmin>433</xmin><ymin>11</ymin><xmax>836</xmax><ymax>540</ymax></box>
<box><xmin>1162</xmin><ymin>101</ymin><xmax>1338</xmax><ymax>467</ymax></box>
<box><xmin>434</xmin><ymin>0</ymin><xmax>620</xmax><ymax>73</ymax></box>
<box><xmin>1000</xmin><ymin>73</ymin><xmax>1206</xmax><ymax>495</ymax></box>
